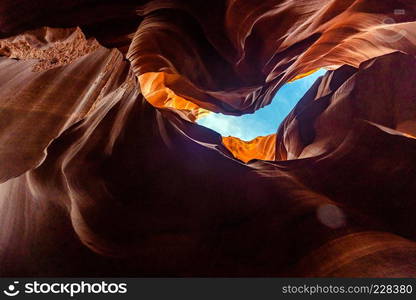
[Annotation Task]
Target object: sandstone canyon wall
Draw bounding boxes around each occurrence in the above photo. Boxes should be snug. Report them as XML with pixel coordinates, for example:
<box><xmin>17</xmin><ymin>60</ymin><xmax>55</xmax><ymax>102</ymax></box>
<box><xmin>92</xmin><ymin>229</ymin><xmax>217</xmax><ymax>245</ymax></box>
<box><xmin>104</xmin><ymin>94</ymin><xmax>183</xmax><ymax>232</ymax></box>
<box><xmin>0</xmin><ymin>0</ymin><xmax>415</xmax><ymax>277</ymax></box>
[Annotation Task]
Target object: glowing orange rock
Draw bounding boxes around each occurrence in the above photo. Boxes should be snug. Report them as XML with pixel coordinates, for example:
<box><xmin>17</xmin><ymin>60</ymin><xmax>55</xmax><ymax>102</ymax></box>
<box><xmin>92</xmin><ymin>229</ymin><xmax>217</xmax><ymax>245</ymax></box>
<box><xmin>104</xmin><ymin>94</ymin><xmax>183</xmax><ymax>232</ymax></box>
<box><xmin>222</xmin><ymin>134</ymin><xmax>276</xmax><ymax>163</ymax></box>
<box><xmin>139</xmin><ymin>72</ymin><xmax>210</xmax><ymax>122</ymax></box>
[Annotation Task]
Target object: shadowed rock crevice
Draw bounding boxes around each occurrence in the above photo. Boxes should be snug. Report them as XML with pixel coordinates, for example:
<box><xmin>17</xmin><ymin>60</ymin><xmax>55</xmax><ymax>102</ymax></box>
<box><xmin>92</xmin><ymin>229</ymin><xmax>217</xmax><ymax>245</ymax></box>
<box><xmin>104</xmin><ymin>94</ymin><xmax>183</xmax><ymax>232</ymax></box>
<box><xmin>0</xmin><ymin>1</ymin><xmax>416</xmax><ymax>277</ymax></box>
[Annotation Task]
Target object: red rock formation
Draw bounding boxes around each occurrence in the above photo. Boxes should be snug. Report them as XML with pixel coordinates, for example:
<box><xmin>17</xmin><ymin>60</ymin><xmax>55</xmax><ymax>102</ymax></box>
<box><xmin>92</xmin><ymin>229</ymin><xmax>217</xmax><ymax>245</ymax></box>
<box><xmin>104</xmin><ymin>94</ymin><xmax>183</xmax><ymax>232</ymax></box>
<box><xmin>0</xmin><ymin>1</ymin><xmax>415</xmax><ymax>277</ymax></box>
<box><xmin>223</xmin><ymin>135</ymin><xmax>277</xmax><ymax>163</ymax></box>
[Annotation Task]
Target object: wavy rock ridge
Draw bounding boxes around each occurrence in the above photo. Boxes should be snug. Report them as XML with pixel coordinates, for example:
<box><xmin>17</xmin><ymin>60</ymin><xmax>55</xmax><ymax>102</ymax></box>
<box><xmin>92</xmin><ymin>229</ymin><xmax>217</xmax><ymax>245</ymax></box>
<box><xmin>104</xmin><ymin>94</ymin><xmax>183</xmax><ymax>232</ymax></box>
<box><xmin>0</xmin><ymin>0</ymin><xmax>415</xmax><ymax>277</ymax></box>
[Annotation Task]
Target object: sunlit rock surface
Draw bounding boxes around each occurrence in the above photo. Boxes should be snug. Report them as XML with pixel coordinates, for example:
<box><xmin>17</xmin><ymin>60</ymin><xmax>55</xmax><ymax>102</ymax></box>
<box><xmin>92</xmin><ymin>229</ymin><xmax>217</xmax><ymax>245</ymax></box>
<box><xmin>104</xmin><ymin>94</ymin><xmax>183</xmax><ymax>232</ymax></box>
<box><xmin>222</xmin><ymin>135</ymin><xmax>277</xmax><ymax>163</ymax></box>
<box><xmin>0</xmin><ymin>0</ymin><xmax>416</xmax><ymax>277</ymax></box>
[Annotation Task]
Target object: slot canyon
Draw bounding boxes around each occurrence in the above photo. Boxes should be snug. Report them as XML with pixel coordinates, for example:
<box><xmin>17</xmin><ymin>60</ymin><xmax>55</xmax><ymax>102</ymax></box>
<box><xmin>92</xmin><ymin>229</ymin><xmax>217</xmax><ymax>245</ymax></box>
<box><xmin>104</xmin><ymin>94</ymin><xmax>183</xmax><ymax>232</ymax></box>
<box><xmin>0</xmin><ymin>0</ymin><xmax>416</xmax><ymax>277</ymax></box>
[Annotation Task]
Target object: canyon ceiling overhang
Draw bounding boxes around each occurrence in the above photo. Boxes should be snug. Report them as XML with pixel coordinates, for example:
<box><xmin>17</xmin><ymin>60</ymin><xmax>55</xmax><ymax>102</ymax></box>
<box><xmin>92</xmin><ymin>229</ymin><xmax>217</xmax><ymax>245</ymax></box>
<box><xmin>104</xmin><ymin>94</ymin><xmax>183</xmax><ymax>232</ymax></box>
<box><xmin>0</xmin><ymin>0</ymin><xmax>416</xmax><ymax>277</ymax></box>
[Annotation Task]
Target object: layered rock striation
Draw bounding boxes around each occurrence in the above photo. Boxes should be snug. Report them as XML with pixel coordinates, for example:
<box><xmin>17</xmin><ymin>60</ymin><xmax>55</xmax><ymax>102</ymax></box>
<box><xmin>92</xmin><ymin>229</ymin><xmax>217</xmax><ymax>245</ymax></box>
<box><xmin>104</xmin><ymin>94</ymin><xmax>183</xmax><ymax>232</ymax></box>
<box><xmin>0</xmin><ymin>0</ymin><xmax>415</xmax><ymax>276</ymax></box>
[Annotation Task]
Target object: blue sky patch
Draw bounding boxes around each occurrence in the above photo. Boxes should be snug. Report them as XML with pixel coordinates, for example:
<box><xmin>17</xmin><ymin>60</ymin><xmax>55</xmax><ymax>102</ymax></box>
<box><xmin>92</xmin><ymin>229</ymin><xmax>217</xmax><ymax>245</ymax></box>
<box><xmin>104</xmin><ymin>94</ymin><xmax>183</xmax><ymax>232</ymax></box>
<box><xmin>197</xmin><ymin>69</ymin><xmax>326</xmax><ymax>141</ymax></box>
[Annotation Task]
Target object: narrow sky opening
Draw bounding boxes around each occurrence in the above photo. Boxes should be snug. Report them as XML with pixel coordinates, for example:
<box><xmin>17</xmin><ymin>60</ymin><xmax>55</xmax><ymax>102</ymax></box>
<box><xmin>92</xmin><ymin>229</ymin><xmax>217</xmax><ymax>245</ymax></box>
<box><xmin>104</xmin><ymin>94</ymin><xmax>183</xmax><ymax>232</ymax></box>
<box><xmin>197</xmin><ymin>69</ymin><xmax>326</xmax><ymax>141</ymax></box>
